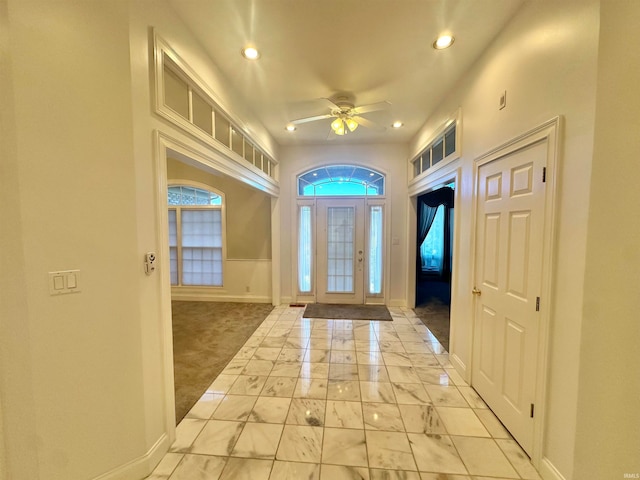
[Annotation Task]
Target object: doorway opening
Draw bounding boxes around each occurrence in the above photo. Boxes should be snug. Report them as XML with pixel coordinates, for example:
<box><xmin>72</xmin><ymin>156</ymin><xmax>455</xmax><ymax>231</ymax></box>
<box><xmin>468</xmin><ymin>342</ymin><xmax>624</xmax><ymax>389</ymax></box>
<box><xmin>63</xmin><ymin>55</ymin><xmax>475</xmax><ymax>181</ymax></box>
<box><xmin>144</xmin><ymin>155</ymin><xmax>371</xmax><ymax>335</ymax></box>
<box><xmin>295</xmin><ymin>164</ymin><xmax>387</xmax><ymax>305</ymax></box>
<box><xmin>415</xmin><ymin>183</ymin><xmax>454</xmax><ymax>350</ymax></box>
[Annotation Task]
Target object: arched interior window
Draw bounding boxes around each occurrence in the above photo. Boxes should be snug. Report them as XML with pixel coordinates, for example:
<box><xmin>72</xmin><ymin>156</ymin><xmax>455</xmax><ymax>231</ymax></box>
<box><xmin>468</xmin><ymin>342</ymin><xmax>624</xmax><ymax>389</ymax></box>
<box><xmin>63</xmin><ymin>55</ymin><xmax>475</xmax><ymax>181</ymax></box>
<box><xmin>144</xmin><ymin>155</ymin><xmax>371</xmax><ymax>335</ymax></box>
<box><xmin>168</xmin><ymin>185</ymin><xmax>222</xmax><ymax>205</ymax></box>
<box><xmin>298</xmin><ymin>165</ymin><xmax>385</xmax><ymax>196</ymax></box>
<box><xmin>168</xmin><ymin>184</ymin><xmax>224</xmax><ymax>287</ymax></box>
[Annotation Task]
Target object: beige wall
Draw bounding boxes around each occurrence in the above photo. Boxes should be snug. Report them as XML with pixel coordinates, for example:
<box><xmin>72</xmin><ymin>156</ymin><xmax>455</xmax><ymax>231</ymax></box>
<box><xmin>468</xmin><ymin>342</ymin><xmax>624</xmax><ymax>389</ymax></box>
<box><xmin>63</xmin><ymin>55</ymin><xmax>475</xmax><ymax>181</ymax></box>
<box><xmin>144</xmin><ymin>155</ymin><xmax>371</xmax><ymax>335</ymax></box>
<box><xmin>167</xmin><ymin>158</ymin><xmax>271</xmax><ymax>259</ymax></box>
<box><xmin>409</xmin><ymin>1</ymin><xmax>600</xmax><ymax>478</ymax></box>
<box><xmin>2</xmin><ymin>1</ymin><xmax>150</xmax><ymax>478</ymax></box>
<box><xmin>574</xmin><ymin>2</ymin><xmax>640</xmax><ymax>478</ymax></box>
<box><xmin>0</xmin><ymin>1</ymin><xmax>39</xmax><ymax>478</ymax></box>
<box><xmin>1</xmin><ymin>0</ymin><xmax>279</xmax><ymax>478</ymax></box>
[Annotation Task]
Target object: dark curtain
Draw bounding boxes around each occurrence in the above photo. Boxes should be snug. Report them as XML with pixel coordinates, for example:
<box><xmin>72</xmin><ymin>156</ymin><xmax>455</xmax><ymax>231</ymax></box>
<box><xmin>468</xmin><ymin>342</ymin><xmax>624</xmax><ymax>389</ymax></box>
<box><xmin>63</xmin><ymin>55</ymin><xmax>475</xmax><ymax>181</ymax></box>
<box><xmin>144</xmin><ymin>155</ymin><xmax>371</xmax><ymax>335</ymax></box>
<box><xmin>417</xmin><ymin>187</ymin><xmax>454</xmax><ymax>278</ymax></box>
<box><xmin>417</xmin><ymin>204</ymin><xmax>439</xmax><ymax>248</ymax></box>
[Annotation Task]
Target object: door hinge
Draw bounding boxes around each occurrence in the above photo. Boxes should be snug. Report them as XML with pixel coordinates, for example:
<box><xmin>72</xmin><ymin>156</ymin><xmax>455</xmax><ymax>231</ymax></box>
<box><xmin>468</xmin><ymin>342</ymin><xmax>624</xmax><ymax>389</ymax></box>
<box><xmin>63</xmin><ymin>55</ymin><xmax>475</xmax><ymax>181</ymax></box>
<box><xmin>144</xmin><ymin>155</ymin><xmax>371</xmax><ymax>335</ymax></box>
<box><xmin>530</xmin><ymin>403</ymin><xmax>535</xmax><ymax>418</ymax></box>
<box><xmin>542</xmin><ymin>167</ymin><xmax>547</xmax><ymax>183</ymax></box>
<box><xmin>536</xmin><ymin>297</ymin><xmax>540</xmax><ymax>311</ymax></box>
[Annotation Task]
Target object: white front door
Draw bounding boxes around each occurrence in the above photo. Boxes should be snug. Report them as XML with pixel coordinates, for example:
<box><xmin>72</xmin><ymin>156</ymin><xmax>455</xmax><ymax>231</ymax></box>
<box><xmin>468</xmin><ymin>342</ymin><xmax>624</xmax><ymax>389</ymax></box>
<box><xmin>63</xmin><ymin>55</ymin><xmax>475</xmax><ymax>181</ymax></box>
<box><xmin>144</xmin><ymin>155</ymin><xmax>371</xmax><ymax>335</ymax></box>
<box><xmin>472</xmin><ymin>140</ymin><xmax>547</xmax><ymax>455</ymax></box>
<box><xmin>316</xmin><ymin>198</ymin><xmax>365</xmax><ymax>304</ymax></box>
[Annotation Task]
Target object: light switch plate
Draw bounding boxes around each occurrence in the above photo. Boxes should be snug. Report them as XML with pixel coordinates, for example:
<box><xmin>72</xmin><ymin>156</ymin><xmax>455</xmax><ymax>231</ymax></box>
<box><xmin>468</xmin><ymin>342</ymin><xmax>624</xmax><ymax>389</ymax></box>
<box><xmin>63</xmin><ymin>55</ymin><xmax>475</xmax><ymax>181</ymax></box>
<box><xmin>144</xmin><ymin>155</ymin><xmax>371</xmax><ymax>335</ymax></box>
<box><xmin>49</xmin><ymin>270</ymin><xmax>81</xmax><ymax>295</ymax></box>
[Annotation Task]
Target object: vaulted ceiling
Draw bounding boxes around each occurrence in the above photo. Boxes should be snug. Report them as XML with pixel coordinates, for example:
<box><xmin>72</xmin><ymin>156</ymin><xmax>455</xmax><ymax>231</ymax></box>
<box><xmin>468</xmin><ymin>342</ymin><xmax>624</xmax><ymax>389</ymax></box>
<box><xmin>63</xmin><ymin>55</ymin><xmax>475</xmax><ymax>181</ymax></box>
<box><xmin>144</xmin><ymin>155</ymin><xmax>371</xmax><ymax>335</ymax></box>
<box><xmin>169</xmin><ymin>0</ymin><xmax>524</xmax><ymax>145</ymax></box>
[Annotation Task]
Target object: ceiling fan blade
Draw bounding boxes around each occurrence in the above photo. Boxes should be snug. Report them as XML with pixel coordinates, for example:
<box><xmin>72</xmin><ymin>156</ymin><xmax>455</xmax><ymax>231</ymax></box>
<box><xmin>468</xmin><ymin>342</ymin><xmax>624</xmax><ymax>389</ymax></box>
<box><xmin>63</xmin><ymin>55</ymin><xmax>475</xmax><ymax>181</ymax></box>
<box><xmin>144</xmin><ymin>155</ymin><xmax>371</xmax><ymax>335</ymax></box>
<box><xmin>352</xmin><ymin>101</ymin><xmax>391</xmax><ymax>115</ymax></box>
<box><xmin>352</xmin><ymin>115</ymin><xmax>386</xmax><ymax>131</ymax></box>
<box><xmin>321</xmin><ymin>97</ymin><xmax>343</xmax><ymax>111</ymax></box>
<box><xmin>290</xmin><ymin>113</ymin><xmax>334</xmax><ymax>125</ymax></box>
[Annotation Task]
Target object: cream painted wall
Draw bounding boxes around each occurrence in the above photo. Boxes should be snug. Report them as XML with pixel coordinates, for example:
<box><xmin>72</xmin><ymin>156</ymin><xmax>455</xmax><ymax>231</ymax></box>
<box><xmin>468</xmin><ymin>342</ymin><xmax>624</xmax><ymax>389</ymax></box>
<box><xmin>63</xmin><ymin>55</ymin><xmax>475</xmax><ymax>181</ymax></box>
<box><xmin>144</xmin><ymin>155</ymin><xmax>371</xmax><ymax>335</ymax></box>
<box><xmin>2</xmin><ymin>0</ymin><xmax>280</xmax><ymax>478</ymax></box>
<box><xmin>0</xmin><ymin>1</ymin><xmax>40</xmax><ymax>478</ymax></box>
<box><xmin>279</xmin><ymin>144</ymin><xmax>409</xmax><ymax>305</ymax></box>
<box><xmin>408</xmin><ymin>2</ymin><xmax>600</xmax><ymax>478</ymax></box>
<box><xmin>574</xmin><ymin>2</ymin><xmax>640</xmax><ymax>478</ymax></box>
<box><xmin>3</xmin><ymin>1</ymin><xmax>150</xmax><ymax>479</ymax></box>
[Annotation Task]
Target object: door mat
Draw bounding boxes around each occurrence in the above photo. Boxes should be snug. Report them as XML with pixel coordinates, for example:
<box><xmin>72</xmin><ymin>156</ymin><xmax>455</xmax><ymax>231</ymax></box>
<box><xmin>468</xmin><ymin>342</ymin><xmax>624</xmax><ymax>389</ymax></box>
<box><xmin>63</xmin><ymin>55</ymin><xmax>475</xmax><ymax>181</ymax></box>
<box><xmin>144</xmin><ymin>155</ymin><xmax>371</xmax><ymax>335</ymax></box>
<box><xmin>303</xmin><ymin>303</ymin><xmax>392</xmax><ymax>321</ymax></box>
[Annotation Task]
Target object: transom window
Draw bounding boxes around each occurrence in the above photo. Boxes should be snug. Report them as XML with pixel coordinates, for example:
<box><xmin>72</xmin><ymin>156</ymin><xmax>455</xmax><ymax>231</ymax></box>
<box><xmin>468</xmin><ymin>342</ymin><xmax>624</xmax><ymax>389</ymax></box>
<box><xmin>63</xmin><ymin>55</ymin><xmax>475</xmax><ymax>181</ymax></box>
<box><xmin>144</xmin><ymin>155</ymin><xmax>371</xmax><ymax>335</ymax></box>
<box><xmin>168</xmin><ymin>185</ymin><xmax>222</xmax><ymax>205</ymax></box>
<box><xmin>298</xmin><ymin>165</ymin><xmax>385</xmax><ymax>196</ymax></box>
<box><xmin>168</xmin><ymin>184</ymin><xmax>224</xmax><ymax>287</ymax></box>
<box><xmin>411</xmin><ymin>118</ymin><xmax>459</xmax><ymax>179</ymax></box>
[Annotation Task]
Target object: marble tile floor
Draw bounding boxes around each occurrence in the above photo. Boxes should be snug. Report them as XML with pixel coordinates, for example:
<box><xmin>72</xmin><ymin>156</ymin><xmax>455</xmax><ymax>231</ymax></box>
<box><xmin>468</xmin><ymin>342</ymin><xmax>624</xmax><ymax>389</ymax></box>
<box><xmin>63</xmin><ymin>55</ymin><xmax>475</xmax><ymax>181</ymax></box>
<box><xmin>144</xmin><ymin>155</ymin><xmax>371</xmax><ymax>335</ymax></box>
<box><xmin>148</xmin><ymin>305</ymin><xmax>542</xmax><ymax>480</ymax></box>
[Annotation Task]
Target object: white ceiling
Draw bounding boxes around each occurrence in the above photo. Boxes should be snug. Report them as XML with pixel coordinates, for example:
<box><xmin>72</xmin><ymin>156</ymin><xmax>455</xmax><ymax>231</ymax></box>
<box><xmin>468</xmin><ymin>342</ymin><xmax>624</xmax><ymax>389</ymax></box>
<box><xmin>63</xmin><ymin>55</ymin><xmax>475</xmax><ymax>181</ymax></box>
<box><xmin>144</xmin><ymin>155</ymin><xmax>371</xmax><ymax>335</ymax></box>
<box><xmin>169</xmin><ymin>0</ymin><xmax>524</xmax><ymax>146</ymax></box>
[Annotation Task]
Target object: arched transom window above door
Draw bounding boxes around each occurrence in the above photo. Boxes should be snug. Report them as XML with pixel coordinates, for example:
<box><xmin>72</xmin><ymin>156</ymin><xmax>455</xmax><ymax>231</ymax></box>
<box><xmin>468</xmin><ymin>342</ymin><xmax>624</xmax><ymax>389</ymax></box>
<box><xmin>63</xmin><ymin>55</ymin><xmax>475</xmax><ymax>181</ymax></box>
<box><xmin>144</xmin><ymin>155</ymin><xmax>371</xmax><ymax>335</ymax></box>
<box><xmin>298</xmin><ymin>165</ymin><xmax>385</xmax><ymax>196</ymax></box>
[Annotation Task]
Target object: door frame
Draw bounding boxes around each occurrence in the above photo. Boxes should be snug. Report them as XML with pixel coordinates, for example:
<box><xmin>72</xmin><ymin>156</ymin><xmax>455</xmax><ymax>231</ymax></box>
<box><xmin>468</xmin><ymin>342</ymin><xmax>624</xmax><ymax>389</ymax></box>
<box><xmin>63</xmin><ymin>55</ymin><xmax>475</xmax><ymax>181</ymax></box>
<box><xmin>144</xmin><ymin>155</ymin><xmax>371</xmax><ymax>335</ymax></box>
<box><xmin>407</xmin><ymin>163</ymin><xmax>462</xmax><ymax>369</ymax></box>
<box><xmin>292</xmin><ymin>196</ymin><xmax>389</xmax><ymax>306</ymax></box>
<box><xmin>471</xmin><ymin>117</ymin><xmax>561</xmax><ymax>466</ymax></box>
<box><xmin>153</xmin><ymin>129</ymin><xmax>281</xmax><ymax>445</ymax></box>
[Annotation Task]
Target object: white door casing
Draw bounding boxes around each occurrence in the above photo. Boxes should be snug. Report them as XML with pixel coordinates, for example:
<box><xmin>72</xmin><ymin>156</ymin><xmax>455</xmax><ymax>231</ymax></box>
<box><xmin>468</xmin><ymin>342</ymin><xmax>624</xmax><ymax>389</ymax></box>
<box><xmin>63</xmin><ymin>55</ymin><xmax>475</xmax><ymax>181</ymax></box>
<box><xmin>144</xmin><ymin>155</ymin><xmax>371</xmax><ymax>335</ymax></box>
<box><xmin>472</xmin><ymin>139</ymin><xmax>547</xmax><ymax>456</ymax></box>
<box><xmin>316</xmin><ymin>198</ymin><xmax>365</xmax><ymax>304</ymax></box>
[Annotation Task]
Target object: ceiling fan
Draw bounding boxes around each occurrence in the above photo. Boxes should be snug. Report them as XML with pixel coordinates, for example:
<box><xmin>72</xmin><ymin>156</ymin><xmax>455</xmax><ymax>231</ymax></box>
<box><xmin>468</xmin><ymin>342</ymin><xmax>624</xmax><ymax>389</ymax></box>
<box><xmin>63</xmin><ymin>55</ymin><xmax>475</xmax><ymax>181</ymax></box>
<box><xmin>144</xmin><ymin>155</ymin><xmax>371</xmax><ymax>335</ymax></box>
<box><xmin>289</xmin><ymin>94</ymin><xmax>390</xmax><ymax>136</ymax></box>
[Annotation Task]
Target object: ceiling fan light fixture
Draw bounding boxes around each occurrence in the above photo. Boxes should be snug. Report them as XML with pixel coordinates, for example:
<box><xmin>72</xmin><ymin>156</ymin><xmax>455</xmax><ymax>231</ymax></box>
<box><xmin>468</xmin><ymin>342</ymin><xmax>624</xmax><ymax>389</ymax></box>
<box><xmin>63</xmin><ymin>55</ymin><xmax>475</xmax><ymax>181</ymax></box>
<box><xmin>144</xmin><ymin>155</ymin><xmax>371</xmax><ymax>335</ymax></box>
<box><xmin>433</xmin><ymin>34</ymin><xmax>455</xmax><ymax>50</ymax></box>
<box><xmin>345</xmin><ymin>118</ymin><xmax>358</xmax><ymax>132</ymax></box>
<box><xmin>331</xmin><ymin>117</ymin><xmax>346</xmax><ymax>135</ymax></box>
<box><xmin>241</xmin><ymin>46</ymin><xmax>260</xmax><ymax>60</ymax></box>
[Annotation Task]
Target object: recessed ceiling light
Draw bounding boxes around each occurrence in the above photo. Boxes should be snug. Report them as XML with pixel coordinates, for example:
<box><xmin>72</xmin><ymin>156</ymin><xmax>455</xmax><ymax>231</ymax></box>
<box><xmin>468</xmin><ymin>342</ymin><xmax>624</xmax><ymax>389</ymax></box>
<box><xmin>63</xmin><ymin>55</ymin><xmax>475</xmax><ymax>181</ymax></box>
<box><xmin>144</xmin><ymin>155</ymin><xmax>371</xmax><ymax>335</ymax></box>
<box><xmin>433</xmin><ymin>35</ymin><xmax>455</xmax><ymax>50</ymax></box>
<box><xmin>392</xmin><ymin>121</ymin><xmax>404</xmax><ymax>129</ymax></box>
<box><xmin>241</xmin><ymin>46</ymin><xmax>260</xmax><ymax>60</ymax></box>
<box><xmin>285</xmin><ymin>124</ymin><xmax>296</xmax><ymax>132</ymax></box>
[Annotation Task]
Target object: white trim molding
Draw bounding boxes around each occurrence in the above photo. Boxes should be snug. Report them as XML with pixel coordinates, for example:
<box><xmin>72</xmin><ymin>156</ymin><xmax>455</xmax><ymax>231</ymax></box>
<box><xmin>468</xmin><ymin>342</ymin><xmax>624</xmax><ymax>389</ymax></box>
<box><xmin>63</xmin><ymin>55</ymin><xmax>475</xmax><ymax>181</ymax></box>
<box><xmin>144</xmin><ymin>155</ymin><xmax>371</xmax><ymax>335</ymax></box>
<box><xmin>92</xmin><ymin>434</ymin><xmax>171</xmax><ymax>480</ymax></box>
<box><xmin>158</xmin><ymin>130</ymin><xmax>279</xmax><ymax>197</ymax></box>
<box><xmin>408</xmin><ymin>108</ymin><xmax>462</xmax><ymax>187</ymax></box>
<box><xmin>153</xmin><ymin>30</ymin><xmax>280</xmax><ymax>187</ymax></box>
<box><xmin>538</xmin><ymin>457</ymin><xmax>567</xmax><ymax>480</ymax></box>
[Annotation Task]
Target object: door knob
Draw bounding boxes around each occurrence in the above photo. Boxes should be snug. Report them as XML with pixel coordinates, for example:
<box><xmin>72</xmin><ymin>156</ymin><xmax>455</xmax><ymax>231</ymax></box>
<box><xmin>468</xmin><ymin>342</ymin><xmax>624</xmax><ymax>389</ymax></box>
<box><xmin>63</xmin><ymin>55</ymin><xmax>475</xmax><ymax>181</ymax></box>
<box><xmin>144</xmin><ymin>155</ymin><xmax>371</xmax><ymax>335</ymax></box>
<box><xmin>472</xmin><ymin>287</ymin><xmax>482</xmax><ymax>296</ymax></box>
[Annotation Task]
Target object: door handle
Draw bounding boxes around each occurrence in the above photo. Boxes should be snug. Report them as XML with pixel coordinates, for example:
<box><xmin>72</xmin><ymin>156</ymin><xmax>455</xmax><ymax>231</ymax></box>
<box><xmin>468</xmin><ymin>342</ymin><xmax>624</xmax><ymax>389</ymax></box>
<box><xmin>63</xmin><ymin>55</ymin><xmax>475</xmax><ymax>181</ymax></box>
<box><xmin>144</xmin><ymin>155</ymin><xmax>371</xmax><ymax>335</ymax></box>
<box><xmin>472</xmin><ymin>287</ymin><xmax>482</xmax><ymax>296</ymax></box>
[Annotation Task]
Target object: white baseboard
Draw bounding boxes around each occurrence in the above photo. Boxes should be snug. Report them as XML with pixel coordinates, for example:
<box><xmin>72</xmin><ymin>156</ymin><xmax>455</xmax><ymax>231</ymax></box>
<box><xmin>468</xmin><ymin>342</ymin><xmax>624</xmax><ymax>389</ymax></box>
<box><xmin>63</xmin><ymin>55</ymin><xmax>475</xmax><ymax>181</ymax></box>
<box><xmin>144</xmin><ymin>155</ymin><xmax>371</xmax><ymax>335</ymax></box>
<box><xmin>388</xmin><ymin>298</ymin><xmax>407</xmax><ymax>307</ymax></box>
<box><xmin>171</xmin><ymin>293</ymin><xmax>271</xmax><ymax>303</ymax></box>
<box><xmin>449</xmin><ymin>352</ymin><xmax>468</xmax><ymax>380</ymax></box>
<box><xmin>280</xmin><ymin>296</ymin><xmax>293</xmax><ymax>305</ymax></box>
<box><xmin>539</xmin><ymin>457</ymin><xmax>567</xmax><ymax>480</ymax></box>
<box><xmin>93</xmin><ymin>433</ymin><xmax>170</xmax><ymax>480</ymax></box>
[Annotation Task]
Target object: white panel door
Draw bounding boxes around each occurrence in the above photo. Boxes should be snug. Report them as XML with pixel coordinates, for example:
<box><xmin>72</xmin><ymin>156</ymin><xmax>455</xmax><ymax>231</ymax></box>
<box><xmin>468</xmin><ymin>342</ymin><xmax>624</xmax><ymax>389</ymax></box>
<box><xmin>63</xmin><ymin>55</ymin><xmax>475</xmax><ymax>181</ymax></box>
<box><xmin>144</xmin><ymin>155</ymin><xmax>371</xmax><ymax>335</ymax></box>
<box><xmin>472</xmin><ymin>141</ymin><xmax>547</xmax><ymax>456</ymax></box>
<box><xmin>317</xmin><ymin>198</ymin><xmax>365</xmax><ymax>304</ymax></box>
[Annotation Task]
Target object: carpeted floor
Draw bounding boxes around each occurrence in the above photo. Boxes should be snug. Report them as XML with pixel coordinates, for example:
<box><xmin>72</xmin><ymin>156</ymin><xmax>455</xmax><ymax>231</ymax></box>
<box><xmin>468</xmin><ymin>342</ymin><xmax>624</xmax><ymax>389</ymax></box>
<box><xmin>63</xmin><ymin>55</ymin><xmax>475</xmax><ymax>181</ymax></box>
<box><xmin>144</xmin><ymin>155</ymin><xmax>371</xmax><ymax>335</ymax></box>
<box><xmin>171</xmin><ymin>301</ymin><xmax>274</xmax><ymax>423</ymax></box>
<box><xmin>413</xmin><ymin>298</ymin><xmax>450</xmax><ymax>352</ymax></box>
<box><xmin>303</xmin><ymin>303</ymin><xmax>392</xmax><ymax>321</ymax></box>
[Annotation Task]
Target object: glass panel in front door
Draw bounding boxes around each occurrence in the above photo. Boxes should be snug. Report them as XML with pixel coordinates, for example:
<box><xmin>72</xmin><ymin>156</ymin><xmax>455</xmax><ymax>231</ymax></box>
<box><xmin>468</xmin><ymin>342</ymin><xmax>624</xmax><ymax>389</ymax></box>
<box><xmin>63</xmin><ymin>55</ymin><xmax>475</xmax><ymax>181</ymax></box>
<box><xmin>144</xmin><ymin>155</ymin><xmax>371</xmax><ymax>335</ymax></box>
<box><xmin>326</xmin><ymin>206</ymin><xmax>355</xmax><ymax>293</ymax></box>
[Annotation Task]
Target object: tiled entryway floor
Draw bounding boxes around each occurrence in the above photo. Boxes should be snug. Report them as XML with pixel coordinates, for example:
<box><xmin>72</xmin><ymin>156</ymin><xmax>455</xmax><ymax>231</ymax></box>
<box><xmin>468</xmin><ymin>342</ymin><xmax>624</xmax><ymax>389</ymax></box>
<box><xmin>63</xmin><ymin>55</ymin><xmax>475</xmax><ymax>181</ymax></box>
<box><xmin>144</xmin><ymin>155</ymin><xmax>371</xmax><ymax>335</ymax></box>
<box><xmin>148</xmin><ymin>305</ymin><xmax>542</xmax><ymax>480</ymax></box>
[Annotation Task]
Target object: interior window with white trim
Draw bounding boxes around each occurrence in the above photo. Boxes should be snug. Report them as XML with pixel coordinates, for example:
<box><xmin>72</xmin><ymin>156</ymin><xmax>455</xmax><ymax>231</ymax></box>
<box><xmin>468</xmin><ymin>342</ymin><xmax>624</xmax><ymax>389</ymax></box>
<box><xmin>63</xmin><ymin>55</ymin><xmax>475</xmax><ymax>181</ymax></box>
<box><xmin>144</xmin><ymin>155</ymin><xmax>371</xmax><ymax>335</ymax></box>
<box><xmin>168</xmin><ymin>185</ymin><xmax>224</xmax><ymax>286</ymax></box>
